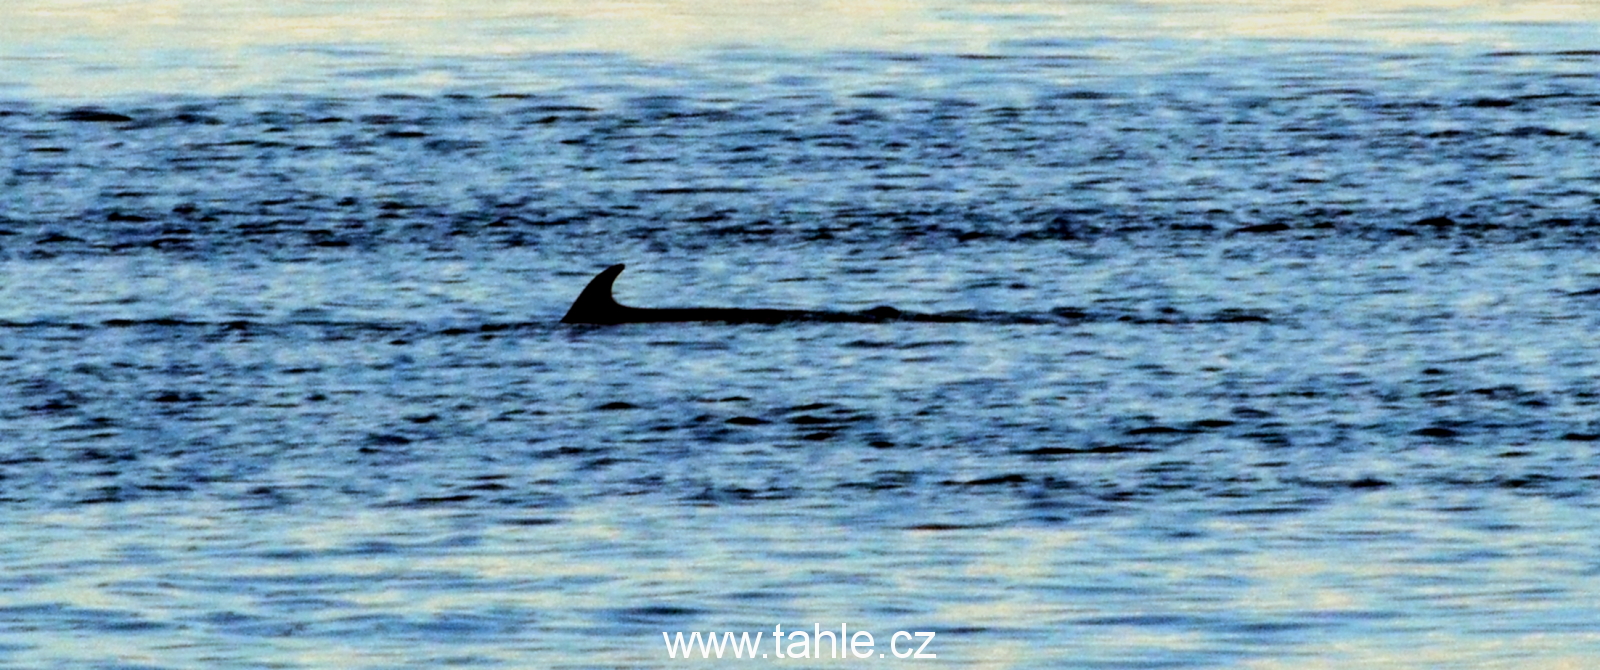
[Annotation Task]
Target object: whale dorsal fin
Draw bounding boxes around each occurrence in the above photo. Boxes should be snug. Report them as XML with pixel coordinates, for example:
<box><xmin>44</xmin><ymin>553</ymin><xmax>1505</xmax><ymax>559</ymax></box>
<box><xmin>562</xmin><ymin>263</ymin><xmax>628</xmax><ymax>324</ymax></box>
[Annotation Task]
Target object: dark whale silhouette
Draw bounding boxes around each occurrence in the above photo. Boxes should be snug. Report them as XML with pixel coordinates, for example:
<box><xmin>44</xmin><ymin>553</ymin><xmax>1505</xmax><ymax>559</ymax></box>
<box><xmin>562</xmin><ymin>263</ymin><xmax>935</xmax><ymax>324</ymax></box>
<box><xmin>560</xmin><ymin>264</ymin><xmax>1273</xmax><ymax>326</ymax></box>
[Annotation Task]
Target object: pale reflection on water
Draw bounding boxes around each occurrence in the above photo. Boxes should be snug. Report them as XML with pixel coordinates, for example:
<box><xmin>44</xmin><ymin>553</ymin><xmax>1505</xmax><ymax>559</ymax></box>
<box><xmin>6</xmin><ymin>490</ymin><xmax>1599</xmax><ymax>668</ymax></box>
<box><xmin>2</xmin><ymin>0</ymin><xmax>1598</xmax><ymax>97</ymax></box>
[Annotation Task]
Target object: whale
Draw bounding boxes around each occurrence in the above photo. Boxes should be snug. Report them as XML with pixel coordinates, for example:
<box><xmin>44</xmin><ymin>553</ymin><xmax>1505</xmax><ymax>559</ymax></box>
<box><xmin>561</xmin><ymin>263</ymin><xmax>944</xmax><ymax>324</ymax></box>
<box><xmin>559</xmin><ymin>264</ymin><xmax>1274</xmax><ymax>326</ymax></box>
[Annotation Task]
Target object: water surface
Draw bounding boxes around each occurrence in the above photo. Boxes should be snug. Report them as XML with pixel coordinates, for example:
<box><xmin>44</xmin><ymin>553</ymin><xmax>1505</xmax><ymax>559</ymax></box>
<box><xmin>3</xmin><ymin>2</ymin><xmax>1600</xmax><ymax>668</ymax></box>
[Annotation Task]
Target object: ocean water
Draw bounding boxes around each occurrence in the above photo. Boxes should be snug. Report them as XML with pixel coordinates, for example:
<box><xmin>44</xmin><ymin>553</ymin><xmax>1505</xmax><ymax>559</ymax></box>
<box><xmin>4</xmin><ymin>2</ymin><xmax>1600</xmax><ymax>668</ymax></box>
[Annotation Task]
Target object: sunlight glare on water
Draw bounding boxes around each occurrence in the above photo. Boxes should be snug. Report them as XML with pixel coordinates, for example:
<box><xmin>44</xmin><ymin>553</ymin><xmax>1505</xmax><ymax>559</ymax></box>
<box><xmin>3</xmin><ymin>0</ymin><xmax>1599</xmax><ymax>97</ymax></box>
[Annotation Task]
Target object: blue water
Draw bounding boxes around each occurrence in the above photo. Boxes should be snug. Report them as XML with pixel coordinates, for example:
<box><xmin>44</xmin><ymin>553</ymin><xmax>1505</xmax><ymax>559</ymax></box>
<box><xmin>4</xmin><ymin>8</ymin><xmax>1600</xmax><ymax>668</ymax></box>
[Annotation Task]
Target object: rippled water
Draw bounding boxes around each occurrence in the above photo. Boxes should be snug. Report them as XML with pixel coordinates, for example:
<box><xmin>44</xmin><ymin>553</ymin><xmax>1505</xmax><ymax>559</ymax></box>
<box><xmin>4</xmin><ymin>3</ymin><xmax>1600</xmax><ymax>668</ymax></box>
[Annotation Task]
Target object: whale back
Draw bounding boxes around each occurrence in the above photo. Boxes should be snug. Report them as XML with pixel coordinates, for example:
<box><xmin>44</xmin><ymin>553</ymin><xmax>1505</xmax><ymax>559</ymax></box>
<box><xmin>560</xmin><ymin>262</ymin><xmax>928</xmax><ymax>324</ymax></box>
<box><xmin>561</xmin><ymin>263</ymin><xmax>628</xmax><ymax>324</ymax></box>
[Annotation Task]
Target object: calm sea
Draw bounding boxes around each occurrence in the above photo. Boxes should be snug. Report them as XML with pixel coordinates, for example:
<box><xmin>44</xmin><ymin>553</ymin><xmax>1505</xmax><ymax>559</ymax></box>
<box><xmin>3</xmin><ymin>2</ymin><xmax>1600</xmax><ymax>668</ymax></box>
